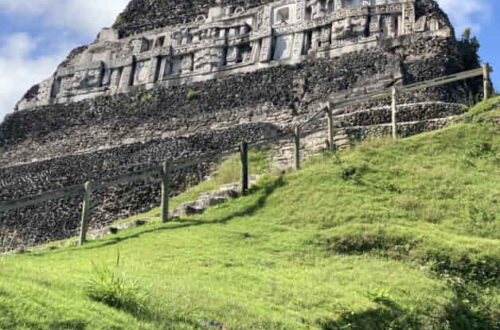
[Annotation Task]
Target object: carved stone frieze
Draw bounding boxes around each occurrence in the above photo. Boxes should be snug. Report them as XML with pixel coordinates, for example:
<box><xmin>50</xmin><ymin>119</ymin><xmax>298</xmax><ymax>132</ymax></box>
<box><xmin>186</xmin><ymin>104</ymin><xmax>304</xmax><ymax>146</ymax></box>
<box><xmin>16</xmin><ymin>0</ymin><xmax>453</xmax><ymax>111</ymax></box>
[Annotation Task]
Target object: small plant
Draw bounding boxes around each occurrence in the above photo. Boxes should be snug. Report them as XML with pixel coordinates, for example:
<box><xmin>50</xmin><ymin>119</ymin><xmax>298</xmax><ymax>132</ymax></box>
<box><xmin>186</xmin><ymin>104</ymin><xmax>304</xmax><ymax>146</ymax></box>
<box><xmin>85</xmin><ymin>253</ymin><xmax>148</xmax><ymax>315</ymax></box>
<box><xmin>375</xmin><ymin>180</ymin><xmax>401</xmax><ymax>194</ymax></box>
<box><xmin>128</xmin><ymin>93</ymin><xmax>154</xmax><ymax>110</ymax></box>
<box><xmin>186</xmin><ymin>89</ymin><xmax>202</xmax><ymax>100</ymax></box>
<box><xmin>140</xmin><ymin>92</ymin><xmax>153</xmax><ymax>104</ymax></box>
<box><xmin>331</xmin><ymin>151</ymin><xmax>343</xmax><ymax>165</ymax></box>
<box><xmin>114</xmin><ymin>14</ymin><xmax>125</xmax><ymax>26</ymax></box>
<box><xmin>366</xmin><ymin>288</ymin><xmax>392</xmax><ymax>304</ymax></box>
<box><xmin>339</xmin><ymin>166</ymin><xmax>365</xmax><ymax>185</ymax></box>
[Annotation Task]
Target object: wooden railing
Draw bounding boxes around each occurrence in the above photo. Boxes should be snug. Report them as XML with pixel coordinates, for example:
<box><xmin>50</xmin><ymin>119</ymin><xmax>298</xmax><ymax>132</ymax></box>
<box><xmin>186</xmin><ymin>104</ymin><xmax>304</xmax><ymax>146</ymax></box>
<box><xmin>324</xmin><ymin>64</ymin><xmax>493</xmax><ymax>140</ymax></box>
<box><xmin>0</xmin><ymin>64</ymin><xmax>493</xmax><ymax>245</ymax></box>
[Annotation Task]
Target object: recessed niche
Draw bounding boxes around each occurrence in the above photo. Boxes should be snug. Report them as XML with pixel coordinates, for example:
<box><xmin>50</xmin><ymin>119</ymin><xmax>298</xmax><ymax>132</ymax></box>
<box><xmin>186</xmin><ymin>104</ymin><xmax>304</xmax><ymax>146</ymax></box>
<box><xmin>273</xmin><ymin>35</ymin><xmax>293</xmax><ymax>60</ymax></box>
<box><xmin>274</xmin><ymin>6</ymin><xmax>291</xmax><ymax>25</ymax></box>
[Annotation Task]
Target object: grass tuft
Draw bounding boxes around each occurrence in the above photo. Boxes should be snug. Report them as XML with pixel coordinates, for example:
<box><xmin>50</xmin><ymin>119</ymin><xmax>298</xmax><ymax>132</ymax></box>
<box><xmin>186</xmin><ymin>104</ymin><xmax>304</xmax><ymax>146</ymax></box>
<box><xmin>84</xmin><ymin>254</ymin><xmax>148</xmax><ymax>316</ymax></box>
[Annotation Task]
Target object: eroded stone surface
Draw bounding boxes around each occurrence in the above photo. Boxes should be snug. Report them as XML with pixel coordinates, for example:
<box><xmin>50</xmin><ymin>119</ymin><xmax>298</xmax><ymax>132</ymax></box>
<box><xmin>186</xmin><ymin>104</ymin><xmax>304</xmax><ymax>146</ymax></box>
<box><xmin>16</xmin><ymin>0</ymin><xmax>453</xmax><ymax>111</ymax></box>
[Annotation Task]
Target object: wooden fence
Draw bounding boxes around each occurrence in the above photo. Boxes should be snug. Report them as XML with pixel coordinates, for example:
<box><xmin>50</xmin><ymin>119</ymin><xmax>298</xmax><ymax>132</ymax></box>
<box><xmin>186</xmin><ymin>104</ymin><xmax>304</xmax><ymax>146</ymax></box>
<box><xmin>0</xmin><ymin>64</ymin><xmax>493</xmax><ymax>245</ymax></box>
<box><xmin>324</xmin><ymin>64</ymin><xmax>493</xmax><ymax>140</ymax></box>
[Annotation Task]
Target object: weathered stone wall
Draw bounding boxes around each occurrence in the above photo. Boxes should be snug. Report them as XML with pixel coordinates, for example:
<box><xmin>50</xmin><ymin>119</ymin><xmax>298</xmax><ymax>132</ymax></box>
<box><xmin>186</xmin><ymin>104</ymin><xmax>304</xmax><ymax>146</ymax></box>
<box><xmin>0</xmin><ymin>34</ymin><xmax>477</xmax><ymax>166</ymax></box>
<box><xmin>269</xmin><ymin>102</ymin><xmax>465</xmax><ymax>169</ymax></box>
<box><xmin>0</xmin><ymin>123</ymin><xmax>281</xmax><ymax>245</ymax></box>
<box><xmin>335</xmin><ymin>102</ymin><xmax>466</xmax><ymax>127</ymax></box>
<box><xmin>16</xmin><ymin>0</ymin><xmax>458</xmax><ymax>111</ymax></box>
<box><xmin>114</xmin><ymin>0</ymin><xmax>278</xmax><ymax>37</ymax></box>
<box><xmin>114</xmin><ymin>0</ymin><xmax>452</xmax><ymax>38</ymax></box>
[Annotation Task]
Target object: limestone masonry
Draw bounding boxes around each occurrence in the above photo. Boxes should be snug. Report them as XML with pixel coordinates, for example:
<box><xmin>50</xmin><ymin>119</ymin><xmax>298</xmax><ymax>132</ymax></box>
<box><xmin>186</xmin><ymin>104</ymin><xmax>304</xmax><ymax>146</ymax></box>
<box><xmin>17</xmin><ymin>0</ymin><xmax>453</xmax><ymax>110</ymax></box>
<box><xmin>0</xmin><ymin>0</ymin><xmax>484</xmax><ymax>246</ymax></box>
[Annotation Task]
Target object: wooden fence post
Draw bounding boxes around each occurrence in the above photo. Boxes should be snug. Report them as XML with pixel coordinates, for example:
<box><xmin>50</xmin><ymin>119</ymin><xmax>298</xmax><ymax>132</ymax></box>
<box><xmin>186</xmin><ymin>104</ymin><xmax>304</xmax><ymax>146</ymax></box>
<box><xmin>161</xmin><ymin>161</ymin><xmax>170</xmax><ymax>223</ymax></box>
<box><xmin>326</xmin><ymin>106</ymin><xmax>334</xmax><ymax>151</ymax></box>
<box><xmin>240</xmin><ymin>142</ymin><xmax>249</xmax><ymax>195</ymax></box>
<box><xmin>483</xmin><ymin>63</ymin><xmax>491</xmax><ymax>100</ymax></box>
<box><xmin>294</xmin><ymin>125</ymin><xmax>301</xmax><ymax>170</ymax></box>
<box><xmin>391</xmin><ymin>87</ymin><xmax>398</xmax><ymax>139</ymax></box>
<box><xmin>79</xmin><ymin>181</ymin><xmax>92</xmax><ymax>245</ymax></box>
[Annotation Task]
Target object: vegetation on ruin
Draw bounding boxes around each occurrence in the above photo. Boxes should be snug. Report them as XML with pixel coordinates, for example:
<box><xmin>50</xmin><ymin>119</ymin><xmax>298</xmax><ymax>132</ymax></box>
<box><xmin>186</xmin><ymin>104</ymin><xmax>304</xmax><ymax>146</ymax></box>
<box><xmin>187</xmin><ymin>89</ymin><xmax>203</xmax><ymax>100</ymax></box>
<box><xmin>0</xmin><ymin>97</ymin><xmax>499</xmax><ymax>329</ymax></box>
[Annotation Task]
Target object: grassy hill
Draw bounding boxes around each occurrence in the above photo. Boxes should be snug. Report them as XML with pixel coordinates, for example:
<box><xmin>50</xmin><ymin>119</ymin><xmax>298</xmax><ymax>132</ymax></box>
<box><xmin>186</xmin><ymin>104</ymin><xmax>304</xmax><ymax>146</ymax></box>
<box><xmin>0</xmin><ymin>98</ymin><xmax>499</xmax><ymax>330</ymax></box>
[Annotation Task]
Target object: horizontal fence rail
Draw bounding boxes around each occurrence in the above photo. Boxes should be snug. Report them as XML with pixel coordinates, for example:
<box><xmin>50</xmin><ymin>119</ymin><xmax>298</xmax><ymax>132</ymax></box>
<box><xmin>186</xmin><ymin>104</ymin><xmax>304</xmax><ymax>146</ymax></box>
<box><xmin>0</xmin><ymin>64</ymin><xmax>494</xmax><ymax>245</ymax></box>
<box><xmin>329</xmin><ymin>66</ymin><xmax>492</xmax><ymax>108</ymax></box>
<box><xmin>96</xmin><ymin>168</ymin><xmax>163</xmax><ymax>190</ymax></box>
<box><xmin>0</xmin><ymin>184</ymin><xmax>84</xmax><ymax>212</ymax></box>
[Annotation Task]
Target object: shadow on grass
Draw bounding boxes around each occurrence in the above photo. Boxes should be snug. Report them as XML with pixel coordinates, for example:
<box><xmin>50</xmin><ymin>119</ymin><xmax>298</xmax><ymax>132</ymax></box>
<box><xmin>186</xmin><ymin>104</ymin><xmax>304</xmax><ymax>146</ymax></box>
<box><xmin>76</xmin><ymin>176</ymin><xmax>286</xmax><ymax>251</ymax></box>
<box><xmin>317</xmin><ymin>299</ymin><xmax>421</xmax><ymax>330</ymax></box>
<box><xmin>318</xmin><ymin>285</ymin><xmax>499</xmax><ymax>330</ymax></box>
<box><xmin>48</xmin><ymin>320</ymin><xmax>87</xmax><ymax>330</ymax></box>
<box><xmin>441</xmin><ymin>282</ymin><xmax>500</xmax><ymax>330</ymax></box>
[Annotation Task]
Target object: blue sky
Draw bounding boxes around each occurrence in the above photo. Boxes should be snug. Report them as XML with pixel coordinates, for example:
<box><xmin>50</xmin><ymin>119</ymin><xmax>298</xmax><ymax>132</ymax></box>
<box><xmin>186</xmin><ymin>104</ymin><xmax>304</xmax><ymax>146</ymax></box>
<box><xmin>0</xmin><ymin>0</ymin><xmax>498</xmax><ymax>121</ymax></box>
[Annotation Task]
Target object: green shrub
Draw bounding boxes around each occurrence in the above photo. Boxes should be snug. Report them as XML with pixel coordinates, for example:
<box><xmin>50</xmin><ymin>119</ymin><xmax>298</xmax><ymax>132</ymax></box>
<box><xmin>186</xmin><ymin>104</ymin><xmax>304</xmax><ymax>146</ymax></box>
<box><xmin>114</xmin><ymin>14</ymin><xmax>124</xmax><ymax>26</ymax></box>
<box><xmin>140</xmin><ymin>93</ymin><xmax>153</xmax><ymax>104</ymax></box>
<box><xmin>186</xmin><ymin>89</ymin><xmax>202</xmax><ymax>100</ymax></box>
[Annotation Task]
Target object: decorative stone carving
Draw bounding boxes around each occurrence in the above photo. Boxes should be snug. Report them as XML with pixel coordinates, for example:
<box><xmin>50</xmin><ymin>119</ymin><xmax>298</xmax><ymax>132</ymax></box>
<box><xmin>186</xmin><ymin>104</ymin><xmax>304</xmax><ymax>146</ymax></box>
<box><xmin>332</xmin><ymin>16</ymin><xmax>368</xmax><ymax>40</ymax></box>
<box><xmin>181</xmin><ymin>55</ymin><xmax>194</xmax><ymax>73</ymax></box>
<box><xmin>15</xmin><ymin>0</ymin><xmax>454</xmax><ymax>111</ymax></box>
<box><xmin>194</xmin><ymin>47</ymin><xmax>226</xmax><ymax>72</ymax></box>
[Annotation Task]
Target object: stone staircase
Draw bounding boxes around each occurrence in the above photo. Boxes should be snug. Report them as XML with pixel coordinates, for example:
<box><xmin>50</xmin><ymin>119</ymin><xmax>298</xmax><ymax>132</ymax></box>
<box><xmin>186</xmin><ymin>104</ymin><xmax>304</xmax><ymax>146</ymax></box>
<box><xmin>89</xmin><ymin>175</ymin><xmax>260</xmax><ymax>239</ymax></box>
<box><xmin>334</xmin><ymin>129</ymin><xmax>351</xmax><ymax>150</ymax></box>
<box><xmin>172</xmin><ymin>175</ymin><xmax>260</xmax><ymax>217</ymax></box>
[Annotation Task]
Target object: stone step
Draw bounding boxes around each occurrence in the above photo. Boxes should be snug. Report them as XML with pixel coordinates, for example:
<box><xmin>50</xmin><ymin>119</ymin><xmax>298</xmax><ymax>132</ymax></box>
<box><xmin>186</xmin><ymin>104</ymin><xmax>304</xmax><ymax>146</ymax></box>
<box><xmin>172</xmin><ymin>175</ymin><xmax>260</xmax><ymax>218</ymax></box>
<box><xmin>334</xmin><ymin>134</ymin><xmax>349</xmax><ymax>141</ymax></box>
<box><xmin>88</xmin><ymin>176</ymin><xmax>262</xmax><ymax>239</ymax></box>
<box><xmin>335</xmin><ymin>139</ymin><xmax>351</xmax><ymax>148</ymax></box>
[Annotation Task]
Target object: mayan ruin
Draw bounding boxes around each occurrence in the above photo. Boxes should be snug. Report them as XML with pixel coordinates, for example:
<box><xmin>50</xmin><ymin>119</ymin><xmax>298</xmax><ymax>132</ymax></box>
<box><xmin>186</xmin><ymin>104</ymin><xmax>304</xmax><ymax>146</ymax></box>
<box><xmin>0</xmin><ymin>0</ymin><xmax>486</xmax><ymax>245</ymax></box>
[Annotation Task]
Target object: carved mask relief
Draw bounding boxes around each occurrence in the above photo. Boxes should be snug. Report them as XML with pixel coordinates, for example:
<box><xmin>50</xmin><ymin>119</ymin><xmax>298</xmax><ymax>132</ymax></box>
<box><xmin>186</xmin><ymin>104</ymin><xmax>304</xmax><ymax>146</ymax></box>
<box><xmin>21</xmin><ymin>0</ymin><xmax>449</xmax><ymax>110</ymax></box>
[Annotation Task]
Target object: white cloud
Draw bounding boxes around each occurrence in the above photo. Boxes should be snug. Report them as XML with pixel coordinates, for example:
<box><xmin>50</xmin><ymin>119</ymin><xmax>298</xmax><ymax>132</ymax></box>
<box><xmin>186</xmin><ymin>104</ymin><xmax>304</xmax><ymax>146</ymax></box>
<box><xmin>0</xmin><ymin>0</ymin><xmax>128</xmax><ymax>121</ymax></box>
<box><xmin>437</xmin><ymin>0</ymin><xmax>491</xmax><ymax>33</ymax></box>
<box><xmin>0</xmin><ymin>33</ymin><xmax>67</xmax><ymax>121</ymax></box>
<box><xmin>0</xmin><ymin>0</ymin><xmax>129</xmax><ymax>36</ymax></box>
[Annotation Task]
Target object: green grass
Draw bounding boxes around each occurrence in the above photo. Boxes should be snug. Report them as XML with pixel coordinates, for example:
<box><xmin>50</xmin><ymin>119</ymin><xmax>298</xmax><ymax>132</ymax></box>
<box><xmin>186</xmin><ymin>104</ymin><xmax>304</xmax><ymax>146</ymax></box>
<box><xmin>1</xmin><ymin>98</ymin><xmax>499</xmax><ymax>329</ymax></box>
<box><xmin>121</xmin><ymin>148</ymin><xmax>271</xmax><ymax>224</ymax></box>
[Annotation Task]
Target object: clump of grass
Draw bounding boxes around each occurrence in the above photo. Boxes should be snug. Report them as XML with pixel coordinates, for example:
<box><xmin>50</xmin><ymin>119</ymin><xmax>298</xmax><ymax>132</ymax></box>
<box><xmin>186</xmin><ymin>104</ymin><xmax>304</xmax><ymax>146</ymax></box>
<box><xmin>129</xmin><ymin>92</ymin><xmax>155</xmax><ymax>109</ymax></box>
<box><xmin>85</xmin><ymin>254</ymin><xmax>148</xmax><ymax>316</ymax></box>
<box><xmin>324</xmin><ymin>224</ymin><xmax>500</xmax><ymax>284</ymax></box>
